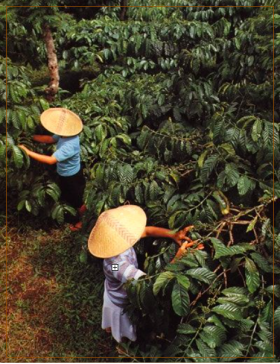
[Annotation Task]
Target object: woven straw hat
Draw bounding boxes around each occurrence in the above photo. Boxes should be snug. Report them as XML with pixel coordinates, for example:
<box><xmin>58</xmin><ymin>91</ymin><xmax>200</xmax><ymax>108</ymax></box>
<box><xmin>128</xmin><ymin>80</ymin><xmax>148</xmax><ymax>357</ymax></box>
<box><xmin>40</xmin><ymin>108</ymin><xmax>83</xmax><ymax>136</ymax></box>
<box><xmin>88</xmin><ymin>205</ymin><xmax>147</xmax><ymax>258</ymax></box>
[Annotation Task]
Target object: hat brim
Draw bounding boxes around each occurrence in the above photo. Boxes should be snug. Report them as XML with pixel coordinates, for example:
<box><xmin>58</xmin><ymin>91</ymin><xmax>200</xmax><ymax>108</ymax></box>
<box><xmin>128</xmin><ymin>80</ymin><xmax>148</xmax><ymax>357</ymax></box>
<box><xmin>40</xmin><ymin>108</ymin><xmax>83</xmax><ymax>136</ymax></box>
<box><xmin>88</xmin><ymin>205</ymin><xmax>147</xmax><ymax>258</ymax></box>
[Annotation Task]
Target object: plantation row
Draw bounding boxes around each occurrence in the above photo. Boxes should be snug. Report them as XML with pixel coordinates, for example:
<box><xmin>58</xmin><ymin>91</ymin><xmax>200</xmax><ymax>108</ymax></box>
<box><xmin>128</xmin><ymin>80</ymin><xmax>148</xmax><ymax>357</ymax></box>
<box><xmin>2</xmin><ymin>0</ymin><xmax>280</xmax><ymax>361</ymax></box>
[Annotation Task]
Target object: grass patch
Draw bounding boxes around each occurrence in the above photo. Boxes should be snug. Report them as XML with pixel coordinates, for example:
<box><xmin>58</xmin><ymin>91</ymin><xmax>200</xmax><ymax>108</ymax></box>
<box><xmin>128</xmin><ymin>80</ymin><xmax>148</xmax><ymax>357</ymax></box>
<box><xmin>0</xmin><ymin>221</ymin><xmax>120</xmax><ymax>362</ymax></box>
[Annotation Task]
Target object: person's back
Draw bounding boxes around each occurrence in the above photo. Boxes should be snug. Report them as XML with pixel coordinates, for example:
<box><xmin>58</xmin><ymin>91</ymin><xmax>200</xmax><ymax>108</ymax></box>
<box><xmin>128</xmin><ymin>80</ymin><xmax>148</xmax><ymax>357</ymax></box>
<box><xmin>103</xmin><ymin>247</ymin><xmax>145</xmax><ymax>308</ymax></box>
<box><xmin>52</xmin><ymin>134</ymin><xmax>80</xmax><ymax>177</ymax></box>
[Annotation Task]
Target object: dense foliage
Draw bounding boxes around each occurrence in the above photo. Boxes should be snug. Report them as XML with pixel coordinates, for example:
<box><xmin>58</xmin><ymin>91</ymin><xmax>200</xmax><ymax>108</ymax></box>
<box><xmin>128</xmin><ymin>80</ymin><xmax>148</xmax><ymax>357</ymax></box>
<box><xmin>2</xmin><ymin>0</ymin><xmax>280</xmax><ymax>361</ymax></box>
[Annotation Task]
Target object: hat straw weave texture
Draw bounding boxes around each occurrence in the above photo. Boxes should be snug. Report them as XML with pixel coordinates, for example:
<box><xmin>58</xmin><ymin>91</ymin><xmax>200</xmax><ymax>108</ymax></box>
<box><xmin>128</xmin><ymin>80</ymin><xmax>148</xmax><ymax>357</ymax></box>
<box><xmin>88</xmin><ymin>205</ymin><xmax>147</xmax><ymax>258</ymax></box>
<box><xmin>40</xmin><ymin>108</ymin><xmax>83</xmax><ymax>137</ymax></box>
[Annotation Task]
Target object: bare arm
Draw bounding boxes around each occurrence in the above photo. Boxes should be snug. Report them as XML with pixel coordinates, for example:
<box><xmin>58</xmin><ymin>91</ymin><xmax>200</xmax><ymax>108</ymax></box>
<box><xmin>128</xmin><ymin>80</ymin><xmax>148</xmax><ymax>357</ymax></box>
<box><xmin>32</xmin><ymin>135</ymin><xmax>57</xmax><ymax>144</ymax></box>
<box><xmin>141</xmin><ymin>225</ymin><xmax>194</xmax><ymax>246</ymax></box>
<box><xmin>140</xmin><ymin>225</ymin><xmax>204</xmax><ymax>265</ymax></box>
<box><xmin>171</xmin><ymin>241</ymin><xmax>204</xmax><ymax>263</ymax></box>
<box><xmin>19</xmin><ymin>145</ymin><xmax>57</xmax><ymax>165</ymax></box>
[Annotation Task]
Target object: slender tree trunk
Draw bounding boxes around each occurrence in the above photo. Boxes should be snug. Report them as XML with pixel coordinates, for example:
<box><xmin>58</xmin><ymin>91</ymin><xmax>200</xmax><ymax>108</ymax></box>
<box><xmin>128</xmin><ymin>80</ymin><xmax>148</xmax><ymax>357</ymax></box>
<box><xmin>43</xmin><ymin>24</ymin><xmax>59</xmax><ymax>102</ymax></box>
<box><xmin>120</xmin><ymin>0</ymin><xmax>128</xmax><ymax>21</ymax></box>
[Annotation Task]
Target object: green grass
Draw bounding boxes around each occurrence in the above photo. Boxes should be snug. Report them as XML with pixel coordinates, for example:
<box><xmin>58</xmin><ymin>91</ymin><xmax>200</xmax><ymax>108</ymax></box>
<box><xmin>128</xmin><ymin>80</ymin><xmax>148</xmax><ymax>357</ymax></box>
<box><xmin>0</xmin><ymin>220</ymin><xmax>121</xmax><ymax>362</ymax></box>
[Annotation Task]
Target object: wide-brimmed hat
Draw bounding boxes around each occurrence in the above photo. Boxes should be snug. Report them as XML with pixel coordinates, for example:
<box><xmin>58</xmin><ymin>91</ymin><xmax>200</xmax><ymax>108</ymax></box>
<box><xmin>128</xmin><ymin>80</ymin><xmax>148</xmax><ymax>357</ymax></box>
<box><xmin>40</xmin><ymin>108</ymin><xmax>83</xmax><ymax>136</ymax></box>
<box><xmin>88</xmin><ymin>205</ymin><xmax>147</xmax><ymax>258</ymax></box>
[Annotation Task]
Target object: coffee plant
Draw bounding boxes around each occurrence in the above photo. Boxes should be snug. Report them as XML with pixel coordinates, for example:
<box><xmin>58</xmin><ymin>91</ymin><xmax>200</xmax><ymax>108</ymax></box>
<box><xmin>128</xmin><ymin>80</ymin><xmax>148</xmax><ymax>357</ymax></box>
<box><xmin>2</xmin><ymin>0</ymin><xmax>280</xmax><ymax>360</ymax></box>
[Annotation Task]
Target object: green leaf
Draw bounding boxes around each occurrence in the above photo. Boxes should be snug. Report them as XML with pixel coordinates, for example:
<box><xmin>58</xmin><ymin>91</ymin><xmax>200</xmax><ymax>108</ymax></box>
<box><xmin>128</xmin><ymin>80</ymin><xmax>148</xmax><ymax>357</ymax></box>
<box><xmin>153</xmin><ymin>271</ymin><xmax>175</xmax><ymax>295</ymax></box>
<box><xmin>149</xmin><ymin>180</ymin><xmax>160</xmax><ymax>200</ymax></box>
<box><xmin>95</xmin><ymin>164</ymin><xmax>104</xmax><ymax>185</ymax></box>
<box><xmin>64</xmin><ymin>205</ymin><xmax>77</xmax><ymax>216</ymax></box>
<box><xmin>239</xmin><ymin>318</ymin><xmax>254</xmax><ymax>331</ymax></box>
<box><xmin>251</xmin><ymin>119</ymin><xmax>262</xmax><ymax>142</ymax></box>
<box><xmin>222</xmin><ymin>287</ymin><xmax>247</xmax><ymax>296</ymax></box>
<box><xmin>171</xmin><ymin>281</ymin><xmax>190</xmax><ymax>316</ymax></box>
<box><xmin>261</xmin><ymin>218</ymin><xmax>271</xmax><ymax>238</ymax></box>
<box><xmin>46</xmin><ymin>183</ymin><xmax>60</xmax><ymax>202</ymax></box>
<box><xmin>25</xmin><ymin>200</ymin><xmax>32</xmax><ymax>212</ymax></box>
<box><xmin>35</xmin><ymin>187</ymin><xmax>45</xmax><ymax>207</ymax></box>
<box><xmin>266</xmin><ymin>285</ymin><xmax>280</xmax><ymax>298</ymax></box>
<box><xmin>56</xmin><ymin>205</ymin><xmax>65</xmax><ymax>224</ymax></box>
<box><xmin>79</xmin><ymin>250</ymin><xmax>88</xmax><ymax>264</ymax></box>
<box><xmin>199</xmin><ymin>325</ymin><xmax>226</xmax><ymax>348</ymax></box>
<box><xmin>51</xmin><ymin>203</ymin><xmax>61</xmax><ymax>220</ymax></box>
<box><xmin>217</xmin><ymin>295</ymin><xmax>249</xmax><ymax>305</ymax></box>
<box><xmin>83</xmin><ymin>125</ymin><xmax>92</xmax><ymax>139</ymax></box>
<box><xmin>212</xmin><ymin>303</ymin><xmax>243</xmax><ymax>320</ymax></box>
<box><xmin>110</xmin><ymin>184</ymin><xmax>122</xmax><ymax>205</ymax></box>
<box><xmin>116</xmin><ymin>134</ymin><xmax>131</xmax><ymax>145</ymax></box>
<box><xmin>176</xmin><ymin>274</ymin><xmax>190</xmax><ymax>290</ymax></box>
<box><xmin>275</xmin><ymin>306</ymin><xmax>280</xmax><ymax>341</ymax></box>
<box><xmin>247</xmin><ymin>55</ymin><xmax>254</xmax><ymax>67</ymax></box>
<box><xmin>246</xmin><ymin>216</ymin><xmax>257</xmax><ymax>232</ymax></box>
<box><xmin>207</xmin><ymin>315</ymin><xmax>226</xmax><ymax>329</ymax></box>
<box><xmin>177</xmin><ymin>323</ymin><xmax>196</xmax><ymax>335</ymax></box>
<box><xmin>95</xmin><ymin>124</ymin><xmax>107</xmax><ymax>142</ymax></box>
<box><xmin>200</xmin><ymin>154</ymin><xmax>219</xmax><ymax>183</ymax></box>
<box><xmin>225</xmin><ymin>163</ymin><xmax>240</xmax><ymax>188</ymax></box>
<box><xmin>193</xmin><ymin>249</ymin><xmax>206</xmax><ymax>267</ymax></box>
<box><xmin>99</xmin><ymin>139</ymin><xmax>109</xmax><ymax>158</ymax></box>
<box><xmin>46</xmin><ymin>187</ymin><xmax>59</xmax><ymax>202</ymax></box>
<box><xmin>17</xmin><ymin>200</ymin><xmax>25</xmax><ymax>211</ymax></box>
<box><xmin>234</xmin><ymin>37</ymin><xmax>241</xmax><ymax>50</ymax></box>
<box><xmin>250</xmin><ymin>252</ymin><xmax>272</xmax><ymax>273</ymax></box>
<box><xmin>137</xmin><ymin>127</ymin><xmax>149</xmax><ymax>150</ymax></box>
<box><xmin>118</xmin><ymin>164</ymin><xmax>134</xmax><ymax>184</ymax></box>
<box><xmin>218</xmin><ymin>340</ymin><xmax>245</xmax><ymax>361</ymax></box>
<box><xmin>219</xmin><ymin>143</ymin><xmax>236</xmax><ymax>156</ymax></box>
<box><xmin>134</xmin><ymin>184</ymin><xmax>144</xmax><ymax>204</ymax></box>
<box><xmin>12</xmin><ymin>146</ymin><xmax>24</xmax><ymax>168</ymax></box>
<box><xmin>180</xmin><ymin>255</ymin><xmax>199</xmax><ymax>268</ymax></box>
<box><xmin>237</xmin><ymin>175</ymin><xmax>252</xmax><ymax>196</ymax></box>
<box><xmin>186</xmin><ymin>267</ymin><xmax>216</xmax><ymax>284</ymax></box>
<box><xmin>237</xmin><ymin>115</ymin><xmax>256</xmax><ymax>127</ymax></box>
<box><xmin>140</xmin><ymin>282</ymin><xmax>156</xmax><ymax>311</ymax></box>
<box><xmin>196</xmin><ymin>338</ymin><xmax>216</xmax><ymax>358</ymax></box>
<box><xmin>210</xmin><ymin>238</ymin><xmax>247</xmax><ymax>259</ymax></box>
<box><xmin>39</xmin><ymin>98</ymin><xmax>50</xmax><ymax>111</ymax></box>
<box><xmin>261</xmin><ymin>301</ymin><xmax>273</xmax><ymax>325</ymax></box>
<box><xmin>198</xmin><ymin>150</ymin><xmax>208</xmax><ymax>168</ymax></box>
<box><xmin>245</xmin><ymin>257</ymin><xmax>260</xmax><ymax>293</ymax></box>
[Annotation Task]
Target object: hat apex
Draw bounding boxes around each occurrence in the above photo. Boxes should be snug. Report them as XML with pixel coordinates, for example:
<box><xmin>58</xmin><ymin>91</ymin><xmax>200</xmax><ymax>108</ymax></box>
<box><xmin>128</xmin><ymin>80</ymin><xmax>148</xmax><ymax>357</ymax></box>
<box><xmin>88</xmin><ymin>205</ymin><xmax>147</xmax><ymax>258</ymax></box>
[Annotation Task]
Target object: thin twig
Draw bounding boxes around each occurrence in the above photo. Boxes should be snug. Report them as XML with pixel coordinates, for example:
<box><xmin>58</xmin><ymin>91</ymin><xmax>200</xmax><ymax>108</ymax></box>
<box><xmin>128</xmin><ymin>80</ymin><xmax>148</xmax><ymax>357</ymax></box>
<box><xmin>216</xmin><ymin>222</ymin><xmax>226</xmax><ymax>238</ymax></box>
<box><xmin>143</xmin><ymin>125</ymin><xmax>200</xmax><ymax>143</ymax></box>
<box><xmin>227</xmin><ymin>223</ymin><xmax>234</xmax><ymax>247</ymax></box>
<box><xmin>245</xmin><ymin>319</ymin><xmax>258</xmax><ymax>357</ymax></box>
<box><xmin>186</xmin><ymin>192</ymin><xmax>213</xmax><ymax>215</ymax></box>
<box><xmin>181</xmin><ymin>169</ymin><xmax>194</xmax><ymax>177</ymax></box>
<box><xmin>214</xmin><ymin>264</ymin><xmax>222</xmax><ymax>274</ymax></box>
<box><xmin>190</xmin><ymin>267</ymin><xmax>234</xmax><ymax>307</ymax></box>
<box><xmin>223</xmin><ymin>269</ymin><xmax>228</xmax><ymax>288</ymax></box>
<box><xmin>238</xmin><ymin>267</ymin><xmax>246</xmax><ymax>287</ymax></box>
<box><xmin>253</xmin><ymin>227</ymin><xmax>259</xmax><ymax>244</ymax></box>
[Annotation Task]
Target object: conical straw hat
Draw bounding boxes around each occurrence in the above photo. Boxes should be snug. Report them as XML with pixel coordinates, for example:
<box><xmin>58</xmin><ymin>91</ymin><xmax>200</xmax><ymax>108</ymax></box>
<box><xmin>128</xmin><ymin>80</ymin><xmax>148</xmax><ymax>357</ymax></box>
<box><xmin>88</xmin><ymin>205</ymin><xmax>147</xmax><ymax>258</ymax></box>
<box><xmin>40</xmin><ymin>108</ymin><xmax>83</xmax><ymax>136</ymax></box>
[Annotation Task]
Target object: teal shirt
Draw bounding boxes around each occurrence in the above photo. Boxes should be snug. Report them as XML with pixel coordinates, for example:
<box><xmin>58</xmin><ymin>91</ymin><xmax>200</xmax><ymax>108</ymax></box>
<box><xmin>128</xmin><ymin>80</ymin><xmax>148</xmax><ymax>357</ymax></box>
<box><xmin>52</xmin><ymin>134</ymin><xmax>81</xmax><ymax>177</ymax></box>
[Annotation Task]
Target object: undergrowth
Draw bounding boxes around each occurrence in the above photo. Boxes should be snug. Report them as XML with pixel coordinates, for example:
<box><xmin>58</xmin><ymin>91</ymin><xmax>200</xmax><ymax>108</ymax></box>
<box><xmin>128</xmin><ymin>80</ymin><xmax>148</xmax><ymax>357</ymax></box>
<box><xmin>1</xmin><ymin>219</ymin><xmax>119</xmax><ymax>362</ymax></box>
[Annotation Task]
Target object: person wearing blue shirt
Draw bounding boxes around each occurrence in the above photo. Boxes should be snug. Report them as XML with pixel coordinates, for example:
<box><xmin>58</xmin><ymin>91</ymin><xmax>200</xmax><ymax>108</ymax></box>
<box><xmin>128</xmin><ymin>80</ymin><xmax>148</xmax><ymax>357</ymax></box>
<box><xmin>19</xmin><ymin>108</ymin><xmax>86</xmax><ymax>231</ymax></box>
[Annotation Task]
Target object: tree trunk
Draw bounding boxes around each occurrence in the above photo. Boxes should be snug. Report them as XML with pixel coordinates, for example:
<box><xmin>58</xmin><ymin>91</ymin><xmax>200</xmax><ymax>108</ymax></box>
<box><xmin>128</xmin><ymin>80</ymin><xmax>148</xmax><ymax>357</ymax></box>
<box><xmin>120</xmin><ymin>0</ymin><xmax>128</xmax><ymax>21</ymax></box>
<box><xmin>43</xmin><ymin>24</ymin><xmax>59</xmax><ymax>102</ymax></box>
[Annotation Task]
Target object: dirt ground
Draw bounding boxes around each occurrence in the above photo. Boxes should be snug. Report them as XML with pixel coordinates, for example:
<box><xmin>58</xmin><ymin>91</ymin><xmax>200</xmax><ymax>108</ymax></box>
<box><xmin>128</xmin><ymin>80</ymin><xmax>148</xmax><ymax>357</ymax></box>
<box><xmin>0</xmin><ymin>222</ymin><xmax>119</xmax><ymax>362</ymax></box>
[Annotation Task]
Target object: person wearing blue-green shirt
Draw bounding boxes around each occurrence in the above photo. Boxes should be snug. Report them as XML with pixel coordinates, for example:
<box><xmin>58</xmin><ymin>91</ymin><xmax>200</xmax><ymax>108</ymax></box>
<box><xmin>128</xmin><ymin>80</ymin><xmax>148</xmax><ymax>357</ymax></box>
<box><xmin>19</xmin><ymin>108</ymin><xmax>86</xmax><ymax>231</ymax></box>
